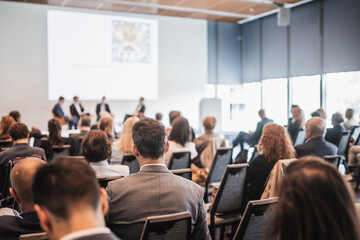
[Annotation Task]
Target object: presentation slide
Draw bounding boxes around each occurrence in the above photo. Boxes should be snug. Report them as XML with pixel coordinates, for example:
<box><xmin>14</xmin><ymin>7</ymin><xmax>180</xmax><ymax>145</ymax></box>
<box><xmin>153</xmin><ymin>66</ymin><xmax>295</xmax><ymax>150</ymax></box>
<box><xmin>47</xmin><ymin>10</ymin><xmax>158</xmax><ymax>100</ymax></box>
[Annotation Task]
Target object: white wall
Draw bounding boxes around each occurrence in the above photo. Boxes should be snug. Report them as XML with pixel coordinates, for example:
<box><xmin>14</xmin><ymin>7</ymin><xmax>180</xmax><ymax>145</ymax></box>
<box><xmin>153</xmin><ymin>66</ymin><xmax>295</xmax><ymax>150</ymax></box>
<box><xmin>0</xmin><ymin>1</ymin><xmax>207</xmax><ymax>130</ymax></box>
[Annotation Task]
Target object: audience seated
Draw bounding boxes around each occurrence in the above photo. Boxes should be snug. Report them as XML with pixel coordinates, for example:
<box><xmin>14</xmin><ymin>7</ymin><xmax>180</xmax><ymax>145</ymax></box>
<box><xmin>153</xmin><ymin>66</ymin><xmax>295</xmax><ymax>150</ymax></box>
<box><xmin>9</xmin><ymin>111</ymin><xmax>21</xmax><ymax>123</ymax></box>
<box><xmin>245</xmin><ymin>123</ymin><xmax>295</xmax><ymax>204</ymax></box>
<box><xmin>71</xmin><ymin>116</ymin><xmax>91</xmax><ymax>138</ymax></box>
<box><xmin>232</xmin><ymin>109</ymin><xmax>273</xmax><ymax>151</ymax></box>
<box><xmin>32</xmin><ymin>157</ymin><xmax>120</xmax><ymax>240</ymax></box>
<box><xmin>165</xmin><ymin>117</ymin><xmax>198</xmax><ymax>167</ymax></box>
<box><xmin>112</xmin><ymin>116</ymin><xmax>139</xmax><ymax>164</ymax></box>
<box><xmin>106</xmin><ymin>118</ymin><xmax>210</xmax><ymax>240</ymax></box>
<box><xmin>99</xmin><ymin>117</ymin><xmax>114</xmax><ymax>142</ymax></box>
<box><xmin>325</xmin><ymin>113</ymin><xmax>345</xmax><ymax>146</ymax></box>
<box><xmin>287</xmin><ymin>106</ymin><xmax>305</xmax><ymax>143</ymax></box>
<box><xmin>0</xmin><ymin>158</ymin><xmax>45</xmax><ymax>240</ymax></box>
<box><xmin>83</xmin><ymin>130</ymin><xmax>129</xmax><ymax>178</ymax></box>
<box><xmin>0</xmin><ymin>116</ymin><xmax>15</xmax><ymax>140</ymax></box>
<box><xmin>344</xmin><ymin>108</ymin><xmax>359</xmax><ymax>130</ymax></box>
<box><xmin>155</xmin><ymin>112</ymin><xmax>162</xmax><ymax>121</ymax></box>
<box><xmin>194</xmin><ymin>116</ymin><xmax>219</xmax><ymax>151</ymax></box>
<box><xmin>295</xmin><ymin>117</ymin><xmax>338</xmax><ymax>158</ymax></box>
<box><xmin>52</xmin><ymin>96</ymin><xmax>76</xmax><ymax>129</ymax></box>
<box><xmin>166</xmin><ymin>110</ymin><xmax>181</xmax><ymax>136</ymax></box>
<box><xmin>0</xmin><ymin>123</ymin><xmax>46</xmax><ymax>167</ymax></box>
<box><xmin>270</xmin><ymin>157</ymin><xmax>360</xmax><ymax>240</ymax></box>
<box><xmin>40</xmin><ymin>119</ymin><xmax>74</xmax><ymax>159</ymax></box>
<box><xmin>287</xmin><ymin>104</ymin><xmax>299</xmax><ymax>125</ymax></box>
<box><xmin>316</xmin><ymin>108</ymin><xmax>327</xmax><ymax>120</ymax></box>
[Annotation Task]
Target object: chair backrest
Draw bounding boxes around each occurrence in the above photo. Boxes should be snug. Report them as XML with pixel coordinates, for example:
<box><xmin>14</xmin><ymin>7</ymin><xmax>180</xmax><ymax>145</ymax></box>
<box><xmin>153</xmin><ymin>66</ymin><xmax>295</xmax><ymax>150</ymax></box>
<box><xmin>170</xmin><ymin>168</ymin><xmax>192</xmax><ymax>180</ymax></box>
<box><xmin>73</xmin><ymin>136</ymin><xmax>84</xmax><ymax>156</ymax></box>
<box><xmin>0</xmin><ymin>139</ymin><xmax>13</xmax><ymax>150</ymax></box>
<box><xmin>337</xmin><ymin>130</ymin><xmax>351</xmax><ymax>155</ymax></box>
<box><xmin>122</xmin><ymin>155</ymin><xmax>140</xmax><ymax>174</ymax></box>
<box><xmin>168</xmin><ymin>151</ymin><xmax>191</xmax><ymax>170</ymax></box>
<box><xmin>49</xmin><ymin>145</ymin><xmax>71</xmax><ymax>162</ymax></box>
<box><xmin>210</xmin><ymin>164</ymin><xmax>249</xmax><ymax>215</ymax></box>
<box><xmin>323</xmin><ymin>155</ymin><xmax>341</xmax><ymax>169</ymax></box>
<box><xmin>98</xmin><ymin>176</ymin><xmax>123</xmax><ymax>188</ymax></box>
<box><xmin>293</xmin><ymin>128</ymin><xmax>306</xmax><ymax>146</ymax></box>
<box><xmin>33</xmin><ymin>137</ymin><xmax>42</xmax><ymax>147</ymax></box>
<box><xmin>0</xmin><ymin>160</ymin><xmax>13</xmax><ymax>199</ymax></box>
<box><xmin>351</xmin><ymin>126</ymin><xmax>360</xmax><ymax>143</ymax></box>
<box><xmin>206</xmin><ymin>148</ymin><xmax>233</xmax><ymax>186</ymax></box>
<box><xmin>200</xmin><ymin>137</ymin><xmax>226</xmax><ymax>169</ymax></box>
<box><xmin>233</xmin><ymin>198</ymin><xmax>278</xmax><ymax>240</ymax></box>
<box><xmin>19</xmin><ymin>232</ymin><xmax>48</xmax><ymax>240</ymax></box>
<box><xmin>140</xmin><ymin>212</ymin><xmax>191</xmax><ymax>240</ymax></box>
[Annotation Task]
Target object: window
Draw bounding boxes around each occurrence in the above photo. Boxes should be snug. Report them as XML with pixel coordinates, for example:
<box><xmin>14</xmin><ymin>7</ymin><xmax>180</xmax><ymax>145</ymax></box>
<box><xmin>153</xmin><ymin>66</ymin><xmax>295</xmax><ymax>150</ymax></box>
<box><xmin>262</xmin><ymin>78</ymin><xmax>288</xmax><ymax>126</ymax></box>
<box><xmin>204</xmin><ymin>84</ymin><xmax>216</xmax><ymax>98</ymax></box>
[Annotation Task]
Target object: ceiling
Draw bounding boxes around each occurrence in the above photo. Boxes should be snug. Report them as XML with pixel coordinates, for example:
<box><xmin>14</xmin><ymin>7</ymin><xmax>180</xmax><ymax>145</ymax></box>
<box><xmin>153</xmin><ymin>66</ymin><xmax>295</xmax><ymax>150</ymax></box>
<box><xmin>4</xmin><ymin>0</ymin><xmax>312</xmax><ymax>23</ymax></box>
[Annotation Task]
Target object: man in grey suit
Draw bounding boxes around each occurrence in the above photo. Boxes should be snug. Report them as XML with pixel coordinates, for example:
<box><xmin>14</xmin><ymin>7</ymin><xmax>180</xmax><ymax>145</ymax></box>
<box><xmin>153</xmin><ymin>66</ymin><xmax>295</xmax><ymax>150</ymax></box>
<box><xmin>107</xmin><ymin>118</ymin><xmax>210</xmax><ymax>240</ymax></box>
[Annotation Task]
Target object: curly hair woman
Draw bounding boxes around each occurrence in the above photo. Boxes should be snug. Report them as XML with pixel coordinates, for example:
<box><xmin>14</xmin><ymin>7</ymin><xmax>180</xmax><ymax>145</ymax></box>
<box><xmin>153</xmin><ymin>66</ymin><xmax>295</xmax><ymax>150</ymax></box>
<box><xmin>244</xmin><ymin>123</ymin><xmax>295</xmax><ymax>203</ymax></box>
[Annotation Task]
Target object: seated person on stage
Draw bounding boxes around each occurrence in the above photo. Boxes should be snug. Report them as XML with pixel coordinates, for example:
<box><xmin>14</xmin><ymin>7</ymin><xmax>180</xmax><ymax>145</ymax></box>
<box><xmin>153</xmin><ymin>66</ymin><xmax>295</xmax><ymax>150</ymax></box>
<box><xmin>33</xmin><ymin>158</ymin><xmax>120</xmax><ymax>240</ymax></box>
<box><xmin>164</xmin><ymin>117</ymin><xmax>198</xmax><ymax>167</ymax></box>
<box><xmin>0</xmin><ymin>115</ymin><xmax>15</xmax><ymax>141</ymax></box>
<box><xmin>325</xmin><ymin>113</ymin><xmax>345</xmax><ymax>146</ymax></box>
<box><xmin>0</xmin><ymin>123</ymin><xmax>46</xmax><ymax>166</ymax></box>
<box><xmin>287</xmin><ymin>106</ymin><xmax>305</xmax><ymax>143</ymax></box>
<box><xmin>52</xmin><ymin>96</ymin><xmax>77</xmax><ymax>129</ymax></box>
<box><xmin>245</xmin><ymin>123</ymin><xmax>295</xmax><ymax>204</ymax></box>
<box><xmin>99</xmin><ymin>117</ymin><xmax>114</xmax><ymax>142</ymax></box>
<box><xmin>40</xmin><ymin>119</ymin><xmax>75</xmax><ymax>159</ymax></box>
<box><xmin>134</xmin><ymin>97</ymin><xmax>145</xmax><ymax>116</ymax></box>
<box><xmin>83</xmin><ymin>130</ymin><xmax>129</xmax><ymax>178</ymax></box>
<box><xmin>96</xmin><ymin>96</ymin><xmax>111</xmax><ymax>121</ymax></box>
<box><xmin>344</xmin><ymin>108</ymin><xmax>359</xmax><ymax>130</ymax></box>
<box><xmin>112</xmin><ymin>116</ymin><xmax>139</xmax><ymax>164</ymax></box>
<box><xmin>270</xmin><ymin>157</ymin><xmax>360</xmax><ymax>240</ymax></box>
<box><xmin>295</xmin><ymin>117</ymin><xmax>338</xmax><ymax>158</ymax></box>
<box><xmin>9</xmin><ymin>110</ymin><xmax>21</xmax><ymax>123</ymax></box>
<box><xmin>106</xmin><ymin>118</ymin><xmax>210</xmax><ymax>240</ymax></box>
<box><xmin>69</xmin><ymin>96</ymin><xmax>85</xmax><ymax>129</ymax></box>
<box><xmin>0</xmin><ymin>158</ymin><xmax>45</xmax><ymax>240</ymax></box>
<box><xmin>232</xmin><ymin>109</ymin><xmax>273</xmax><ymax>151</ymax></box>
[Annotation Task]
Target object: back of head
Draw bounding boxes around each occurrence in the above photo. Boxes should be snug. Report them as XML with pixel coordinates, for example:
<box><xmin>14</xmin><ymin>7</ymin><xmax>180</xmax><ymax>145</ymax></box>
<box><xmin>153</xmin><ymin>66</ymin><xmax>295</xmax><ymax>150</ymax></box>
<box><xmin>203</xmin><ymin>117</ymin><xmax>216</xmax><ymax>132</ymax></box>
<box><xmin>169</xmin><ymin>111</ymin><xmax>181</xmax><ymax>125</ymax></box>
<box><xmin>99</xmin><ymin>117</ymin><xmax>113</xmax><ymax>136</ymax></box>
<box><xmin>10</xmin><ymin>158</ymin><xmax>46</xmax><ymax>206</ymax></box>
<box><xmin>117</xmin><ymin>116</ymin><xmax>139</xmax><ymax>154</ymax></box>
<box><xmin>83</xmin><ymin>130</ymin><xmax>111</xmax><ymax>162</ymax></box>
<box><xmin>306</xmin><ymin>117</ymin><xmax>325</xmax><ymax>137</ymax></box>
<box><xmin>155</xmin><ymin>113</ymin><xmax>163</xmax><ymax>121</ymax></box>
<box><xmin>168</xmin><ymin>117</ymin><xmax>190</xmax><ymax>146</ymax></box>
<box><xmin>292</xmin><ymin>107</ymin><xmax>305</xmax><ymax>126</ymax></box>
<box><xmin>9</xmin><ymin>122</ymin><xmax>29</xmax><ymax>141</ymax></box>
<box><xmin>316</xmin><ymin>108</ymin><xmax>327</xmax><ymax>120</ymax></box>
<box><xmin>258</xmin><ymin>123</ymin><xmax>295</xmax><ymax>163</ymax></box>
<box><xmin>80</xmin><ymin>116</ymin><xmax>91</xmax><ymax>127</ymax></box>
<box><xmin>32</xmin><ymin>157</ymin><xmax>100</xmax><ymax>220</ymax></box>
<box><xmin>132</xmin><ymin>117</ymin><xmax>167</xmax><ymax>160</ymax></box>
<box><xmin>48</xmin><ymin>118</ymin><xmax>62</xmax><ymax>145</ymax></box>
<box><xmin>271</xmin><ymin>157</ymin><xmax>360</xmax><ymax>240</ymax></box>
<box><xmin>331</xmin><ymin>113</ymin><xmax>344</xmax><ymax>125</ymax></box>
<box><xmin>0</xmin><ymin>115</ymin><xmax>16</xmax><ymax>138</ymax></box>
<box><xmin>9</xmin><ymin>110</ymin><xmax>21</xmax><ymax>123</ymax></box>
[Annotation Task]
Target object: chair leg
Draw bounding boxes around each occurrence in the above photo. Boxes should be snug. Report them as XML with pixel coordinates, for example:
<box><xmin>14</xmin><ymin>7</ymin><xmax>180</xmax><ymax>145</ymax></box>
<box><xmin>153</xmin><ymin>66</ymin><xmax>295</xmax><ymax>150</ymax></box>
<box><xmin>220</xmin><ymin>227</ymin><xmax>225</xmax><ymax>240</ymax></box>
<box><xmin>209</xmin><ymin>225</ymin><xmax>215</xmax><ymax>240</ymax></box>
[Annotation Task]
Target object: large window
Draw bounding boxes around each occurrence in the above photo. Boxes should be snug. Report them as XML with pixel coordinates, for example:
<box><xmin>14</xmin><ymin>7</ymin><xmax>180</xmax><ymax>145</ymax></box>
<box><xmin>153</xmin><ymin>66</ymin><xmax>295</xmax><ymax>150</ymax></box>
<box><xmin>262</xmin><ymin>78</ymin><xmax>288</xmax><ymax>126</ymax></box>
<box><xmin>290</xmin><ymin>75</ymin><xmax>321</xmax><ymax>121</ymax></box>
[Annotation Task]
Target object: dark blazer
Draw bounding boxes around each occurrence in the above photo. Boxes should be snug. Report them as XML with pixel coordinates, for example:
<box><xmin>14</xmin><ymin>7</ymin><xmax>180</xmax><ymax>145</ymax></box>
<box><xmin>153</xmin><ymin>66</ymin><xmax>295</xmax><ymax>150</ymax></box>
<box><xmin>96</xmin><ymin>103</ymin><xmax>111</xmax><ymax>120</ymax></box>
<box><xmin>287</xmin><ymin>122</ymin><xmax>302</xmax><ymax>143</ymax></box>
<box><xmin>52</xmin><ymin>103</ymin><xmax>65</xmax><ymax>118</ymax></box>
<box><xmin>0</xmin><ymin>210</ymin><xmax>43</xmax><ymax>240</ymax></box>
<box><xmin>107</xmin><ymin>164</ymin><xmax>210</xmax><ymax>240</ymax></box>
<box><xmin>248</xmin><ymin>118</ymin><xmax>274</xmax><ymax>145</ymax></box>
<box><xmin>295</xmin><ymin>136</ymin><xmax>338</xmax><ymax>158</ymax></box>
<box><xmin>325</xmin><ymin>125</ymin><xmax>345</xmax><ymax>146</ymax></box>
<box><xmin>71</xmin><ymin>232</ymin><xmax>120</xmax><ymax>240</ymax></box>
<box><xmin>0</xmin><ymin>143</ymin><xmax>46</xmax><ymax>166</ymax></box>
<box><xmin>70</xmin><ymin>103</ymin><xmax>84</xmax><ymax>119</ymax></box>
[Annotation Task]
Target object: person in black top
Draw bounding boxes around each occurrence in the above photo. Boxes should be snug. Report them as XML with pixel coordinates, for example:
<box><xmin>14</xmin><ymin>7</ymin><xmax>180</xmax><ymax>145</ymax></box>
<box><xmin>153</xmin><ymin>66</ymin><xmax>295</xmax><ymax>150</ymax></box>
<box><xmin>287</xmin><ymin>106</ymin><xmax>305</xmax><ymax>143</ymax></box>
<box><xmin>325</xmin><ymin>113</ymin><xmax>345</xmax><ymax>146</ymax></box>
<box><xmin>96</xmin><ymin>96</ymin><xmax>111</xmax><ymax>121</ymax></box>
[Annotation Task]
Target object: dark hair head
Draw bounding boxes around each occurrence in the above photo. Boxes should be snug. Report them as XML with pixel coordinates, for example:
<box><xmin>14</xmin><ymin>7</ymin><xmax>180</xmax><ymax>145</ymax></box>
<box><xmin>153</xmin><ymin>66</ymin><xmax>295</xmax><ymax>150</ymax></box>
<box><xmin>32</xmin><ymin>157</ymin><xmax>100</xmax><ymax>220</ymax></box>
<box><xmin>73</xmin><ymin>96</ymin><xmax>79</xmax><ymax>101</ymax></box>
<box><xmin>9</xmin><ymin>111</ymin><xmax>21</xmax><ymax>122</ymax></box>
<box><xmin>80</xmin><ymin>116</ymin><xmax>91</xmax><ymax>127</ymax></box>
<box><xmin>169</xmin><ymin>111</ymin><xmax>181</xmax><ymax>125</ymax></box>
<box><xmin>48</xmin><ymin>119</ymin><xmax>63</xmax><ymax>146</ymax></box>
<box><xmin>99</xmin><ymin>118</ymin><xmax>113</xmax><ymax>136</ymax></box>
<box><xmin>132</xmin><ymin>117</ymin><xmax>167</xmax><ymax>160</ymax></box>
<box><xmin>0</xmin><ymin>116</ymin><xmax>16</xmax><ymax>138</ymax></box>
<box><xmin>155</xmin><ymin>113</ymin><xmax>163</xmax><ymax>121</ymax></box>
<box><xmin>311</xmin><ymin>111</ymin><xmax>321</xmax><ymax>117</ymax></box>
<box><xmin>168</xmin><ymin>117</ymin><xmax>190</xmax><ymax>146</ymax></box>
<box><xmin>271</xmin><ymin>157</ymin><xmax>360</xmax><ymax>240</ymax></box>
<box><xmin>59</xmin><ymin>96</ymin><xmax>64</xmax><ymax>101</ymax></box>
<box><xmin>9</xmin><ymin>123</ymin><xmax>29</xmax><ymax>140</ymax></box>
<box><xmin>331</xmin><ymin>113</ymin><xmax>344</xmax><ymax>125</ymax></box>
<box><xmin>140</xmin><ymin>97</ymin><xmax>144</xmax><ymax>101</ymax></box>
<box><xmin>82</xmin><ymin>130</ymin><xmax>111</xmax><ymax>162</ymax></box>
<box><xmin>346</xmin><ymin>108</ymin><xmax>354</xmax><ymax>119</ymax></box>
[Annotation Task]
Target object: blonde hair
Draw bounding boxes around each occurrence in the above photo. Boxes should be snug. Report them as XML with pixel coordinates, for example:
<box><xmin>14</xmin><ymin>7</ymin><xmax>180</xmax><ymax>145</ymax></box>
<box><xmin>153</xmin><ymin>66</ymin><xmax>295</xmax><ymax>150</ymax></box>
<box><xmin>117</xmin><ymin>116</ymin><xmax>139</xmax><ymax>154</ymax></box>
<box><xmin>257</xmin><ymin>123</ymin><xmax>295</xmax><ymax>163</ymax></box>
<box><xmin>292</xmin><ymin>107</ymin><xmax>305</xmax><ymax>127</ymax></box>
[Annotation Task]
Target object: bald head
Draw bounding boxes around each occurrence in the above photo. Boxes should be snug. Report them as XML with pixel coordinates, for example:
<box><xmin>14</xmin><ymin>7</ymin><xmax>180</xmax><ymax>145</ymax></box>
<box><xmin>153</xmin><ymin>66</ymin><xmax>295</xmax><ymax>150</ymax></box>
<box><xmin>10</xmin><ymin>158</ymin><xmax>46</xmax><ymax>207</ymax></box>
<box><xmin>305</xmin><ymin>117</ymin><xmax>325</xmax><ymax>139</ymax></box>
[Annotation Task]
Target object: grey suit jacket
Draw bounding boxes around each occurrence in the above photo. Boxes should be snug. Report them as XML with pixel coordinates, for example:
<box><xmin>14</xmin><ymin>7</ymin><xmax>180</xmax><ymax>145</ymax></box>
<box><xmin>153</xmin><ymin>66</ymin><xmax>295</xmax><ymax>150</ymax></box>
<box><xmin>106</xmin><ymin>164</ymin><xmax>210</xmax><ymax>240</ymax></box>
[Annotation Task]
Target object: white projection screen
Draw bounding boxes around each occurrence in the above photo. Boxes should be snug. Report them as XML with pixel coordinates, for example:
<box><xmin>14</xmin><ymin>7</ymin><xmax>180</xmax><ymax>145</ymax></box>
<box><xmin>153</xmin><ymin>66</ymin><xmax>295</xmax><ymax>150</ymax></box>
<box><xmin>47</xmin><ymin>10</ymin><xmax>158</xmax><ymax>100</ymax></box>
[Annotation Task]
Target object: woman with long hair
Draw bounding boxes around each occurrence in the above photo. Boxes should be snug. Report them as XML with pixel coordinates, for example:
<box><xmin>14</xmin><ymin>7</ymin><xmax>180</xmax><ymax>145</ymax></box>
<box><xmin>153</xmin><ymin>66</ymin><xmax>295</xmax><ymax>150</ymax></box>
<box><xmin>99</xmin><ymin>117</ymin><xmax>114</xmax><ymax>142</ymax></box>
<box><xmin>288</xmin><ymin>106</ymin><xmax>305</xmax><ymax>143</ymax></box>
<box><xmin>165</xmin><ymin>117</ymin><xmax>197</xmax><ymax>167</ymax></box>
<box><xmin>271</xmin><ymin>157</ymin><xmax>360</xmax><ymax>240</ymax></box>
<box><xmin>0</xmin><ymin>116</ymin><xmax>15</xmax><ymax>140</ymax></box>
<box><xmin>245</xmin><ymin>123</ymin><xmax>295</xmax><ymax>203</ymax></box>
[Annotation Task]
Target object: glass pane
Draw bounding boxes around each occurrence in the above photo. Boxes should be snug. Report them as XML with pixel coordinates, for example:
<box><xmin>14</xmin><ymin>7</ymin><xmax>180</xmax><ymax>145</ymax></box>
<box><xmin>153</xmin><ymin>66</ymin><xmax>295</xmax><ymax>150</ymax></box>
<box><xmin>291</xmin><ymin>75</ymin><xmax>321</xmax><ymax>121</ymax></box>
<box><xmin>262</xmin><ymin>78</ymin><xmax>288</xmax><ymax>126</ymax></box>
<box><xmin>205</xmin><ymin>84</ymin><xmax>216</xmax><ymax>98</ymax></box>
<box><xmin>325</xmin><ymin>71</ymin><xmax>360</xmax><ymax>126</ymax></box>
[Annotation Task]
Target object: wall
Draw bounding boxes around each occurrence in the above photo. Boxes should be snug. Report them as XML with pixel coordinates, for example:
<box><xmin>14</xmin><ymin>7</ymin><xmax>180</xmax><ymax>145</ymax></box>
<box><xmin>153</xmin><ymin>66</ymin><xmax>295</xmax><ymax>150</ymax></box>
<box><xmin>0</xmin><ymin>1</ymin><xmax>207</xmax><ymax>130</ymax></box>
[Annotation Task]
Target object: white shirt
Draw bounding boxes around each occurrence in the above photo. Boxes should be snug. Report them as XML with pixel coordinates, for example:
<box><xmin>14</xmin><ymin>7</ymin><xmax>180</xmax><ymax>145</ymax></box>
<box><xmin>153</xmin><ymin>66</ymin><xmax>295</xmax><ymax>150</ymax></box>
<box><xmin>164</xmin><ymin>141</ymin><xmax>198</xmax><ymax>167</ymax></box>
<box><xmin>74</xmin><ymin>102</ymin><xmax>82</xmax><ymax>116</ymax></box>
<box><xmin>345</xmin><ymin>118</ymin><xmax>359</xmax><ymax>130</ymax></box>
<box><xmin>90</xmin><ymin>160</ymin><xmax>129</xmax><ymax>178</ymax></box>
<box><xmin>140</xmin><ymin>163</ymin><xmax>167</xmax><ymax>171</ymax></box>
<box><xmin>61</xmin><ymin>227</ymin><xmax>111</xmax><ymax>240</ymax></box>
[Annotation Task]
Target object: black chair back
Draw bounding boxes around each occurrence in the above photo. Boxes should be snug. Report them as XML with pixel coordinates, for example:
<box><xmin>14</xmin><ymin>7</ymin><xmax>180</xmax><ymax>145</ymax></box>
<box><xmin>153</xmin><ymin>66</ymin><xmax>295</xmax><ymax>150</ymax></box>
<box><xmin>0</xmin><ymin>139</ymin><xmax>13</xmax><ymax>150</ymax></box>
<box><xmin>170</xmin><ymin>168</ymin><xmax>192</xmax><ymax>180</ymax></box>
<box><xmin>323</xmin><ymin>155</ymin><xmax>342</xmax><ymax>169</ymax></box>
<box><xmin>33</xmin><ymin>137</ymin><xmax>43</xmax><ymax>147</ymax></box>
<box><xmin>98</xmin><ymin>176</ymin><xmax>123</xmax><ymax>188</ymax></box>
<box><xmin>293</xmin><ymin>129</ymin><xmax>306</xmax><ymax>146</ymax></box>
<box><xmin>49</xmin><ymin>145</ymin><xmax>71</xmax><ymax>162</ymax></box>
<box><xmin>233</xmin><ymin>198</ymin><xmax>278</xmax><ymax>240</ymax></box>
<box><xmin>140</xmin><ymin>212</ymin><xmax>191</xmax><ymax>240</ymax></box>
<box><xmin>0</xmin><ymin>160</ymin><xmax>13</xmax><ymax>199</ymax></box>
<box><xmin>206</xmin><ymin>148</ymin><xmax>233</xmax><ymax>185</ymax></box>
<box><xmin>19</xmin><ymin>232</ymin><xmax>48</xmax><ymax>240</ymax></box>
<box><xmin>73</xmin><ymin>136</ymin><xmax>84</xmax><ymax>156</ymax></box>
<box><xmin>337</xmin><ymin>130</ymin><xmax>351</xmax><ymax>156</ymax></box>
<box><xmin>168</xmin><ymin>151</ymin><xmax>191</xmax><ymax>170</ymax></box>
<box><xmin>122</xmin><ymin>155</ymin><xmax>140</xmax><ymax>174</ymax></box>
